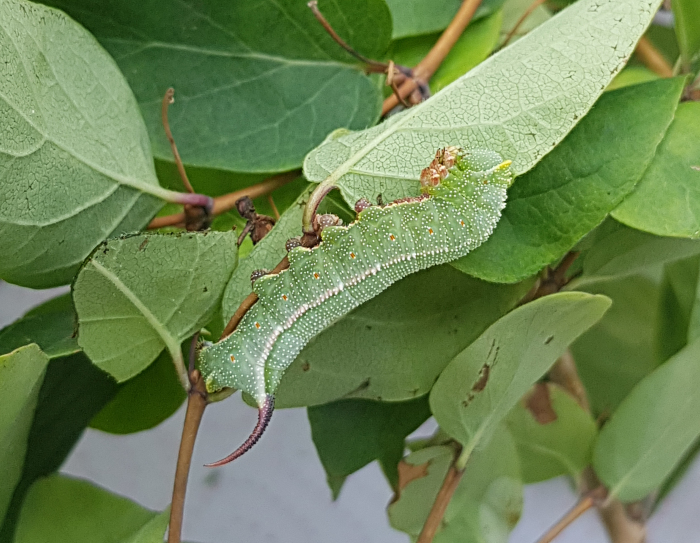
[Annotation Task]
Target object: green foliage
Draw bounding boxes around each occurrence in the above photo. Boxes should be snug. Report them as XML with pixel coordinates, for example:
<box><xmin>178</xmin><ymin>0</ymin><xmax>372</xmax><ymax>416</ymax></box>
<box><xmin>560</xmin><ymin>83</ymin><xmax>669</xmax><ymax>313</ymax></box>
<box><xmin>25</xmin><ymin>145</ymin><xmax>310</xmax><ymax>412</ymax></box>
<box><xmin>593</xmin><ymin>339</ymin><xmax>700</xmax><ymax>502</ymax></box>
<box><xmin>4</xmin><ymin>0</ymin><xmax>700</xmax><ymax>539</ymax></box>
<box><xmin>73</xmin><ymin>231</ymin><xmax>238</xmax><ymax>381</ymax></box>
<box><xmin>14</xmin><ymin>475</ymin><xmax>168</xmax><ymax>543</ymax></box>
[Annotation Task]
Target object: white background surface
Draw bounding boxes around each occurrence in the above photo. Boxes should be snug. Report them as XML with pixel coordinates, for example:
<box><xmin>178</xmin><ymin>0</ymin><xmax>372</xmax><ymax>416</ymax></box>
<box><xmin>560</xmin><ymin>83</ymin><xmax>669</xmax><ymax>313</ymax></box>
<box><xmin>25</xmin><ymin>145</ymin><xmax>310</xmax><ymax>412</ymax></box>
<box><xmin>3</xmin><ymin>281</ymin><xmax>700</xmax><ymax>543</ymax></box>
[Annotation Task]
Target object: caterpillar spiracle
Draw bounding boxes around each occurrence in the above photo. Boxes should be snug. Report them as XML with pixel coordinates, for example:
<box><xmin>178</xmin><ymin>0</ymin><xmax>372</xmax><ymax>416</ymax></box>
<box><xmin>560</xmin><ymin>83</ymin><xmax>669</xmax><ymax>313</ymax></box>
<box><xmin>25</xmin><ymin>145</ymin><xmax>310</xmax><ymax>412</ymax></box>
<box><xmin>197</xmin><ymin>147</ymin><xmax>513</xmax><ymax>466</ymax></box>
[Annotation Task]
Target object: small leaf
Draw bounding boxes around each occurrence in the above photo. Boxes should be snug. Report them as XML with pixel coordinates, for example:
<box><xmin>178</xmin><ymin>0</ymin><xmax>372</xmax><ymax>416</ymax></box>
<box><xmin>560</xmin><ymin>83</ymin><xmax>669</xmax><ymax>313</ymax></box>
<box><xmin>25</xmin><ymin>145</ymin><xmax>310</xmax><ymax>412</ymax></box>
<box><xmin>453</xmin><ymin>77</ymin><xmax>685</xmax><ymax>283</ymax></box>
<box><xmin>41</xmin><ymin>0</ymin><xmax>390</xmax><ymax>172</ymax></box>
<box><xmin>276</xmin><ymin>265</ymin><xmax>532</xmax><ymax>408</ymax></box>
<box><xmin>504</xmin><ymin>383</ymin><xmax>597</xmax><ymax>483</ymax></box>
<box><xmin>0</xmin><ymin>353</ymin><xmax>117</xmax><ymax>542</ymax></box>
<box><xmin>672</xmin><ymin>0</ymin><xmax>700</xmax><ymax>67</ymax></box>
<box><xmin>430</xmin><ymin>292</ymin><xmax>610</xmax><ymax>451</ymax></box>
<box><xmin>385</xmin><ymin>0</ymin><xmax>505</xmax><ymax>39</ymax></box>
<box><xmin>308</xmin><ymin>396</ymin><xmax>431</xmax><ymax>497</ymax></box>
<box><xmin>0</xmin><ymin>0</ymin><xmax>169</xmax><ymax>288</ymax></box>
<box><xmin>14</xmin><ymin>475</ymin><xmax>167</xmax><ymax>543</ymax></box>
<box><xmin>388</xmin><ymin>426</ymin><xmax>522</xmax><ymax>542</ymax></box>
<box><xmin>0</xmin><ymin>294</ymin><xmax>78</xmax><ymax>359</ymax></box>
<box><xmin>612</xmin><ymin>103</ymin><xmax>700</xmax><ymax>239</ymax></box>
<box><xmin>73</xmin><ymin>231</ymin><xmax>237</xmax><ymax>382</ymax></box>
<box><xmin>593</xmin><ymin>338</ymin><xmax>700</xmax><ymax>502</ymax></box>
<box><xmin>304</xmin><ymin>0</ymin><xmax>661</xmax><ymax>206</ymax></box>
<box><xmin>0</xmin><ymin>345</ymin><xmax>48</xmax><ymax>526</ymax></box>
<box><xmin>571</xmin><ymin>275</ymin><xmax>662</xmax><ymax>417</ymax></box>
<box><xmin>90</xmin><ymin>350</ymin><xmax>186</xmax><ymax>434</ymax></box>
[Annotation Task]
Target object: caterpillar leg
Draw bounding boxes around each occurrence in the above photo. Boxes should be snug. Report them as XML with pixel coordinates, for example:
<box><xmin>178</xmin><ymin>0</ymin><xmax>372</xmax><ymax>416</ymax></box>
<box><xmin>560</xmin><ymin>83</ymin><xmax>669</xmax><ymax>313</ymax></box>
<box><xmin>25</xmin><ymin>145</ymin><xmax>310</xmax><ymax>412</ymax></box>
<box><xmin>205</xmin><ymin>394</ymin><xmax>275</xmax><ymax>467</ymax></box>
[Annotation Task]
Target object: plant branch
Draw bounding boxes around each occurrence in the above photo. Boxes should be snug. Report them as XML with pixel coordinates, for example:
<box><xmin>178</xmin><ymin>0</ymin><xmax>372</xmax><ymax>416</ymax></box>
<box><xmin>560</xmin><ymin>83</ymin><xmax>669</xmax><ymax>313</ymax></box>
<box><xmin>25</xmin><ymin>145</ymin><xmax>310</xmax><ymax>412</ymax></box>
<box><xmin>635</xmin><ymin>36</ymin><xmax>673</xmax><ymax>77</ymax></box>
<box><xmin>381</xmin><ymin>0</ymin><xmax>483</xmax><ymax>115</ymax></box>
<box><xmin>168</xmin><ymin>368</ymin><xmax>208</xmax><ymax>543</ymax></box>
<box><xmin>149</xmin><ymin>170</ymin><xmax>299</xmax><ymax>230</ymax></box>
<box><xmin>162</xmin><ymin>88</ymin><xmax>195</xmax><ymax>194</ymax></box>
<box><xmin>501</xmin><ymin>0</ymin><xmax>547</xmax><ymax>49</ymax></box>
<box><xmin>302</xmin><ymin>182</ymin><xmax>338</xmax><ymax>236</ymax></box>
<box><xmin>416</xmin><ymin>461</ymin><xmax>465</xmax><ymax>543</ymax></box>
<box><xmin>534</xmin><ymin>491</ymin><xmax>602</xmax><ymax>543</ymax></box>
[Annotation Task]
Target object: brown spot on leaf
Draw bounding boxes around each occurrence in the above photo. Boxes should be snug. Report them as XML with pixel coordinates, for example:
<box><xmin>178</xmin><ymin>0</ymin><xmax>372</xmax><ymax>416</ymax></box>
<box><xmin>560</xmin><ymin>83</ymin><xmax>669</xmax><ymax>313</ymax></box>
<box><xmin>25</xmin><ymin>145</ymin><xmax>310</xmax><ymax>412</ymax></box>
<box><xmin>391</xmin><ymin>460</ymin><xmax>430</xmax><ymax>503</ymax></box>
<box><xmin>472</xmin><ymin>363</ymin><xmax>490</xmax><ymax>393</ymax></box>
<box><xmin>138</xmin><ymin>239</ymin><xmax>149</xmax><ymax>251</ymax></box>
<box><xmin>301</xmin><ymin>362</ymin><xmax>310</xmax><ymax>372</ymax></box>
<box><xmin>525</xmin><ymin>383</ymin><xmax>557</xmax><ymax>424</ymax></box>
<box><xmin>544</xmin><ymin>335</ymin><xmax>554</xmax><ymax>345</ymax></box>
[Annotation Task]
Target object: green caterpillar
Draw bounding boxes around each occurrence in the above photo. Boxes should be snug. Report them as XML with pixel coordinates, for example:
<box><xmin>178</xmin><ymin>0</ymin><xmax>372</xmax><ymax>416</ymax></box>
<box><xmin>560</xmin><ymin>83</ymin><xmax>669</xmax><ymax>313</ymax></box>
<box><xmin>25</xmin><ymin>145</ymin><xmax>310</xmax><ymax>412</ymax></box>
<box><xmin>197</xmin><ymin>147</ymin><xmax>513</xmax><ymax>466</ymax></box>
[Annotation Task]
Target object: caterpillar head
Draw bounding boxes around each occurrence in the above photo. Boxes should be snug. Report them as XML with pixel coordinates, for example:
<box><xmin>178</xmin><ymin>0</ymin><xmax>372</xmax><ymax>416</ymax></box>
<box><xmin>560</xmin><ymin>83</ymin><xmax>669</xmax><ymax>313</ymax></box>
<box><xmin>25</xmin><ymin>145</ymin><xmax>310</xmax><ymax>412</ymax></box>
<box><xmin>420</xmin><ymin>146</ymin><xmax>463</xmax><ymax>190</ymax></box>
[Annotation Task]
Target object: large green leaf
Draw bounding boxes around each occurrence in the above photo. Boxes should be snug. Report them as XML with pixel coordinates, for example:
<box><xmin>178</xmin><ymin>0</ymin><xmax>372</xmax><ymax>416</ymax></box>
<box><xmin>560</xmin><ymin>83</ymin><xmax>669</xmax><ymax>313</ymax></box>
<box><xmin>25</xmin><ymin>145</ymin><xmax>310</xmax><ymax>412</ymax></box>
<box><xmin>276</xmin><ymin>265</ymin><xmax>531</xmax><ymax>408</ymax></box>
<box><xmin>0</xmin><ymin>0</ymin><xmax>171</xmax><ymax>288</ymax></box>
<box><xmin>612</xmin><ymin>103</ymin><xmax>700</xmax><ymax>239</ymax></box>
<box><xmin>41</xmin><ymin>0</ymin><xmax>390</xmax><ymax>173</ymax></box>
<box><xmin>308</xmin><ymin>396</ymin><xmax>431</xmax><ymax>497</ymax></box>
<box><xmin>0</xmin><ymin>353</ymin><xmax>117</xmax><ymax>543</ymax></box>
<box><xmin>430</xmin><ymin>292</ymin><xmax>610</xmax><ymax>453</ymax></box>
<box><xmin>14</xmin><ymin>475</ymin><xmax>167</xmax><ymax>543</ymax></box>
<box><xmin>504</xmin><ymin>383</ymin><xmax>597</xmax><ymax>484</ymax></box>
<box><xmin>0</xmin><ymin>294</ymin><xmax>78</xmax><ymax>359</ymax></box>
<box><xmin>73</xmin><ymin>231</ymin><xmax>238</xmax><ymax>382</ymax></box>
<box><xmin>452</xmin><ymin>78</ymin><xmax>685</xmax><ymax>283</ymax></box>
<box><xmin>571</xmin><ymin>275</ymin><xmax>662</xmax><ymax>417</ymax></box>
<box><xmin>304</xmin><ymin>0</ymin><xmax>661</xmax><ymax>206</ymax></box>
<box><xmin>385</xmin><ymin>0</ymin><xmax>505</xmax><ymax>39</ymax></box>
<box><xmin>672</xmin><ymin>0</ymin><xmax>700</xmax><ymax>67</ymax></box>
<box><xmin>388</xmin><ymin>426</ymin><xmax>522</xmax><ymax>542</ymax></box>
<box><xmin>0</xmin><ymin>345</ymin><xmax>48</xmax><ymax>527</ymax></box>
<box><xmin>90</xmin><ymin>349</ymin><xmax>185</xmax><ymax>434</ymax></box>
<box><xmin>593</xmin><ymin>339</ymin><xmax>700</xmax><ymax>502</ymax></box>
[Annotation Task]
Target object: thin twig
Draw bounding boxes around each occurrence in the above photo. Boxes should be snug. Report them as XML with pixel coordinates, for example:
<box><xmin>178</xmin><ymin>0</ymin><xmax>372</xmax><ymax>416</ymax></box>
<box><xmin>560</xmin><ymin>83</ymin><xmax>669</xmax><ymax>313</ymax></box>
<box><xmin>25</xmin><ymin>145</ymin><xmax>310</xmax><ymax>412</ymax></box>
<box><xmin>535</xmin><ymin>493</ymin><xmax>599</xmax><ymax>543</ymax></box>
<box><xmin>267</xmin><ymin>194</ymin><xmax>281</xmax><ymax>220</ymax></box>
<box><xmin>168</xmin><ymin>369</ymin><xmax>208</xmax><ymax>543</ymax></box>
<box><xmin>148</xmin><ymin>170</ymin><xmax>300</xmax><ymax>229</ymax></box>
<box><xmin>416</xmin><ymin>464</ymin><xmax>465</xmax><ymax>543</ymax></box>
<box><xmin>162</xmin><ymin>88</ymin><xmax>196</xmax><ymax>194</ymax></box>
<box><xmin>381</xmin><ymin>0</ymin><xmax>483</xmax><ymax>115</ymax></box>
<box><xmin>501</xmin><ymin>0</ymin><xmax>547</xmax><ymax>49</ymax></box>
<box><xmin>635</xmin><ymin>36</ymin><xmax>673</xmax><ymax>77</ymax></box>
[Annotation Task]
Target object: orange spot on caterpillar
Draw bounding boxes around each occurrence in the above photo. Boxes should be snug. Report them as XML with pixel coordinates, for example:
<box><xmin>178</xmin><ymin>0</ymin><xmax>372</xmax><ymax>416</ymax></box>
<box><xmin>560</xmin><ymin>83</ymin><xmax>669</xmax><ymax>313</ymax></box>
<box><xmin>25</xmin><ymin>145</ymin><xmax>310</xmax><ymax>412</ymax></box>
<box><xmin>428</xmin><ymin>228</ymin><xmax>434</xmax><ymax>235</ymax></box>
<box><xmin>350</xmin><ymin>252</ymin><xmax>356</xmax><ymax>259</ymax></box>
<box><xmin>282</xmin><ymin>294</ymin><xmax>288</xmax><ymax>301</ymax></box>
<box><xmin>313</xmin><ymin>272</ymin><xmax>320</xmax><ymax>279</ymax></box>
<box><xmin>460</xmin><ymin>220</ymin><xmax>465</xmax><ymax>227</ymax></box>
<box><xmin>230</xmin><ymin>355</ymin><xmax>236</xmax><ymax>363</ymax></box>
<box><xmin>255</xmin><ymin>322</ymin><xmax>261</xmax><ymax>329</ymax></box>
<box><xmin>389</xmin><ymin>234</ymin><xmax>395</xmax><ymax>241</ymax></box>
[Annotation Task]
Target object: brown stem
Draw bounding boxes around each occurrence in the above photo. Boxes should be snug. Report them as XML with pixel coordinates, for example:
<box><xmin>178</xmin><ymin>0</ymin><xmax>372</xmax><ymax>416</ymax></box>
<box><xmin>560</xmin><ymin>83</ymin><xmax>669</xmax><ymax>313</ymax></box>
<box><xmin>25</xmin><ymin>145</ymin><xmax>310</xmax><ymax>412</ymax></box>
<box><xmin>549</xmin><ymin>349</ymin><xmax>590</xmax><ymax>412</ymax></box>
<box><xmin>307</xmin><ymin>1</ymin><xmax>388</xmax><ymax>73</ymax></box>
<box><xmin>168</xmin><ymin>369</ymin><xmax>208</xmax><ymax>543</ymax></box>
<box><xmin>416</xmin><ymin>464</ymin><xmax>465</xmax><ymax>543</ymax></box>
<box><xmin>500</xmin><ymin>0</ymin><xmax>547</xmax><ymax>49</ymax></box>
<box><xmin>535</xmin><ymin>491</ymin><xmax>601</xmax><ymax>543</ymax></box>
<box><xmin>635</xmin><ymin>36</ymin><xmax>673</xmax><ymax>77</ymax></box>
<box><xmin>267</xmin><ymin>194</ymin><xmax>281</xmax><ymax>220</ymax></box>
<box><xmin>381</xmin><ymin>0</ymin><xmax>483</xmax><ymax>115</ymax></box>
<box><xmin>149</xmin><ymin>170</ymin><xmax>299</xmax><ymax>229</ymax></box>
<box><xmin>219</xmin><ymin>256</ymin><xmax>290</xmax><ymax>340</ymax></box>
<box><xmin>162</xmin><ymin>88</ymin><xmax>195</xmax><ymax>195</ymax></box>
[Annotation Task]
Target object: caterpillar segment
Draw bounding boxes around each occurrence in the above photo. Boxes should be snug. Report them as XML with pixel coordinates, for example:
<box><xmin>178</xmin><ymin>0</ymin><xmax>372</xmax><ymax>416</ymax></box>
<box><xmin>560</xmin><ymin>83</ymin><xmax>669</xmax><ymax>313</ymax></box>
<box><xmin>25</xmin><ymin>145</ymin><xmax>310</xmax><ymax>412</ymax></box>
<box><xmin>197</xmin><ymin>148</ymin><xmax>513</xmax><ymax>466</ymax></box>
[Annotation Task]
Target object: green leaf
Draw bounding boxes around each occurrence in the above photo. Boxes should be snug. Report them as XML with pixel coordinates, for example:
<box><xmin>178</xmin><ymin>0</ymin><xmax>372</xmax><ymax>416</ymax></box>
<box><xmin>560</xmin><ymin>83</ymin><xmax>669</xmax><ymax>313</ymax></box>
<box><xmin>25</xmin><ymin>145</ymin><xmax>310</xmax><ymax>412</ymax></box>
<box><xmin>304</xmin><ymin>0</ymin><xmax>660</xmax><ymax>207</ymax></box>
<box><xmin>388</xmin><ymin>426</ymin><xmax>522</xmax><ymax>542</ymax></box>
<box><xmin>504</xmin><ymin>383</ymin><xmax>597</xmax><ymax>484</ymax></box>
<box><xmin>14</xmin><ymin>475</ymin><xmax>167</xmax><ymax>543</ymax></box>
<box><xmin>606</xmin><ymin>66</ymin><xmax>659</xmax><ymax>91</ymax></box>
<box><xmin>90</xmin><ymin>349</ymin><xmax>185</xmax><ymax>434</ymax></box>
<box><xmin>0</xmin><ymin>0</ymin><xmax>170</xmax><ymax>288</ymax></box>
<box><xmin>73</xmin><ymin>231</ymin><xmax>237</xmax><ymax>382</ymax></box>
<box><xmin>574</xmin><ymin>220</ymin><xmax>700</xmax><ymax>286</ymax></box>
<box><xmin>498</xmin><ymin>0</ymin><xmax>551</xmax><ymax>44</ymax></box>
<box><xmin>0</xmin><ymin>294</ymin><xmax>78</xmax><ymax>359</ymax></box>
<box><xmin>276</xmin><ymin>265</ymin><xmax>532</xmax><ymax>408</ymax></box>
<box><xmin>0</xmin><ymin>353</ymin><xmax>117</xmax><ymax>543</ymax></box>
<box><xmin>430</xmin><ymin>292</ymin><xmax>610</xmax><ymax>452</ymax></box>
<box><xmin>570</xmin><ymin>275</ymin><xmax>662</xmax><ymax>417</ymax></box>
<box><xmin>385</xmin><ymin>0</ymin><xmax>505</xmax><ymax>39</ymax></box>
<box><xmin>593</xmin><ymin>338</ymin><xmax>700</xmax><ymax>502</ymax></box>
<box><xmin>453</xmin><ymin>78</ymin><xmax>684</xmax><ymax>283</ymax></box>
<box><xmin>308</xmin><ymin>396</ymin><xmax>431</xmax><ymax>497</ymax></box>
<box><xmin>612</xmin><ymin>103</ymin><xmax>700</xmax><ymax>239</ymax></box>
<box><xmin>0</xmin><ymin>345</ymin><xmax>48</xmax><ymax>526</ymax></box>
<box><xmin>672</xmin><ymin>0</ymin><xmax>700</xmax><ymax>67</ymax></box>
<box><xmin>388</xmin><ymin>12</ymin><xmax>502</xmax><ymax>94</ymax></box>
<box><xmin>222</xmin><ymin>187</ymin><xmax>312</xmax><ymax>317</ymax></box>
<box><xmin>41</xmin><ymin>0</ymin><xmax>390</xmax><ymax>173</ymax></box>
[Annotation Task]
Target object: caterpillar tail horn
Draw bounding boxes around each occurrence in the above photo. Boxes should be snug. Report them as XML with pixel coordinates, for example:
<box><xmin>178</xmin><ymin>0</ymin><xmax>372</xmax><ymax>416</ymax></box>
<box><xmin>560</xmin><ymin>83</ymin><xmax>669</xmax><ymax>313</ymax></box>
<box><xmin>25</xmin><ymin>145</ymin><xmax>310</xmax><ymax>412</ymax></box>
<box><xmin>205</xmin><ymin>394</ymin><xmax>275</xmax><ymax>467</ymax></box>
